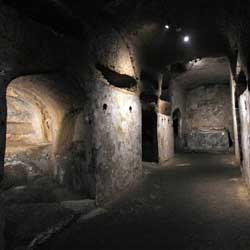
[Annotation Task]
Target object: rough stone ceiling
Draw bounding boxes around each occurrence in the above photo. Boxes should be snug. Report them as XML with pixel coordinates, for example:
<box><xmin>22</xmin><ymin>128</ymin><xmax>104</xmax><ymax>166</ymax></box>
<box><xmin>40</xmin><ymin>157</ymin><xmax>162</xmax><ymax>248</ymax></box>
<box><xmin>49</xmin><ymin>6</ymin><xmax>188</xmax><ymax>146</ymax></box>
<box><xmin>173</xmin><ymin>57</ymin><xmax>230</xmax><ymax>90</ymax></box>
<box><xmin>2</xmin><ymin>0</ymin><xmax>223</xmax><ymax>37</ymax></box>
<box><xmin>2</xmin><ymin>0</ymin><xmax>247</xmax><ymax>73</ymax></box>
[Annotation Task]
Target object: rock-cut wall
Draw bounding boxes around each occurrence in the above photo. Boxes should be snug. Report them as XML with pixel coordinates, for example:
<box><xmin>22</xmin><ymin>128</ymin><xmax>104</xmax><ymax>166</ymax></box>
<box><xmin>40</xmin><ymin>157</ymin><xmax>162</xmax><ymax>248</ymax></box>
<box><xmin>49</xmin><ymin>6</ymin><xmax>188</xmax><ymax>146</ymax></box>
<box><xmin>57</xmin><ymin>24</ymin><xmax>143</xmax><ymax>205</ymax></box>
<box><xmin>157</xmin><ymin>113</ymin><xmax>174</xmax><ymax>164</ymax></box>
<box><xmin>239</xmin><ymin>90</ymin><xmax>250</xmax><ymax>188</ymax></box>
<box><xmin>184</xmin><ymin>84</ymin><xmax>234</xmax><ymax>152</ymax></box>
<box><xmin>91</xmin><ymin>82</ymin><xmax>142</xmax><ymax>204</ymax></box>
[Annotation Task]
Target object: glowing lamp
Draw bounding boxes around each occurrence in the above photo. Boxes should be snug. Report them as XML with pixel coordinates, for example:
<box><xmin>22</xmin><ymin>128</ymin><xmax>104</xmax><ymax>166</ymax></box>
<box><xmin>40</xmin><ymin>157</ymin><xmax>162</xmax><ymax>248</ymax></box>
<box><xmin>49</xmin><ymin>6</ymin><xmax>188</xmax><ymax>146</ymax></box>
<box><xmin>183</xmin><ymin>35</ymin><xmax>190</xmax><ymax>43</ymax></box>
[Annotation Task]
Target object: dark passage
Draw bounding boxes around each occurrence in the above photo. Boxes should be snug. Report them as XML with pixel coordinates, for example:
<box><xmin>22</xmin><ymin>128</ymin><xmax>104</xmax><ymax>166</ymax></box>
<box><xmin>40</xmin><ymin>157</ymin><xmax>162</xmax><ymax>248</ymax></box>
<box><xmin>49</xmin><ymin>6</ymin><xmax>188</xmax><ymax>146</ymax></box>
<box><xmin>173</xmin><ymin>108</ymin><xmax>181</xmax><ymax>152</ymax></box>
<box><xmin>39</xmin><ymin>154</ymin><xmax>250</xmax><ymax>250</ymax></box>
<box><xmin>142</xmin><ymin>108</ymin><xmax>158</xmax><ymax>162</ymax></box>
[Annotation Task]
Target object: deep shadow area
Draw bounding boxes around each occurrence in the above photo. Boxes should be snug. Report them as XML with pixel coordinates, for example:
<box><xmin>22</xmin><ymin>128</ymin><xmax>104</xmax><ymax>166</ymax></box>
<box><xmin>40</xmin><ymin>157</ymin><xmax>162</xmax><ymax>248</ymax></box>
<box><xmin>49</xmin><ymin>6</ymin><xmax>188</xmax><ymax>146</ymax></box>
<box><xmin>142</xmin><ymin>108</ymin><xmax>158</xmax><ymax>162</ymax></box>
<box><xmin>96</xmin><ymin>63</ymin><xmax>137</xmax><ymax>89</ymax></box>
<box><xmin>39</xmin><ymin>154</ymin><xmax>250</xmax><ymax>250</ymax></box>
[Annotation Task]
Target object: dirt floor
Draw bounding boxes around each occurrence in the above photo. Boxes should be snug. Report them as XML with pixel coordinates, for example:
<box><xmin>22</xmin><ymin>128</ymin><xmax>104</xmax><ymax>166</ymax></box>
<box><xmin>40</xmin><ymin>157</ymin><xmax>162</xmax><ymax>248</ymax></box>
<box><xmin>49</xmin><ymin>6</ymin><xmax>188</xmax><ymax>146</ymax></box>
<box><xmin>38</xmin><ymin>153</ymin><xmax>250</xmax><ymax>250</ymax></box>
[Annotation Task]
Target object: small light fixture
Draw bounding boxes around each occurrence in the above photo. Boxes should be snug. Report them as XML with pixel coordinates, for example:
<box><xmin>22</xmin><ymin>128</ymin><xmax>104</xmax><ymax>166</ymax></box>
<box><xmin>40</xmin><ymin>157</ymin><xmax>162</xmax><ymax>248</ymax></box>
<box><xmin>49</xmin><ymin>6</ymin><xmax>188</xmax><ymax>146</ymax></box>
<box><xmin>165</xmin><ymin>24</ymin><xmax>170</xmax><ymax>30</ymax></box>
<box><xmin>183</xmin><ymin>35</ymin><xmax>190</xmax><ymax>43</ymax></box>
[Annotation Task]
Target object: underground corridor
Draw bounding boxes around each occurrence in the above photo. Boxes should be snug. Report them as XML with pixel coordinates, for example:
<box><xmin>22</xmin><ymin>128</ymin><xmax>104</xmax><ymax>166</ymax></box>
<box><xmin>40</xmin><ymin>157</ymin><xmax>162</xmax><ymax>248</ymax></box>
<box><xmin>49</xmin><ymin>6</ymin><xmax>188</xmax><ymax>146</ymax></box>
<box><xmin>1</xmin><ymin>1</ymin><xmax>250</xmax><ymax>250</ymax></box>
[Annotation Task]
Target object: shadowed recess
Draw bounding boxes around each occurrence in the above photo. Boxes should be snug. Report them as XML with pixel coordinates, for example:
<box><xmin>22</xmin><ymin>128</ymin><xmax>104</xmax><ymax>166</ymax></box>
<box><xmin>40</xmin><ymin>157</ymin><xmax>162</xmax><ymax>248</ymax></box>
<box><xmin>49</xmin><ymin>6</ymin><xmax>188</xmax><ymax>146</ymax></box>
<box><xmin>96</xmin><ymin>63</ymin><xmax>137</xmax><ymax>89</ymax></box>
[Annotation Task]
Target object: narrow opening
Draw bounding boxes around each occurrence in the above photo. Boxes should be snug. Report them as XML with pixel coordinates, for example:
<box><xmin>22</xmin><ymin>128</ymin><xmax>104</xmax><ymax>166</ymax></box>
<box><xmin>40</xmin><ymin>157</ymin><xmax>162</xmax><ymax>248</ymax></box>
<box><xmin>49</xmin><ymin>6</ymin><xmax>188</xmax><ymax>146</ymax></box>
<box><xmin>172</xmin><ymin>108</ymin><xmax>181</xmax><ymax>152</ymax></box>
<box><xmin>142</xmin><ymin>107</ymin><xmax>158</xmax><ymax>162</ymax></box>
<box><xmin>103</xmin><ymin>103</ymin><xmax>108</xmax><ymax>111</ymax></box>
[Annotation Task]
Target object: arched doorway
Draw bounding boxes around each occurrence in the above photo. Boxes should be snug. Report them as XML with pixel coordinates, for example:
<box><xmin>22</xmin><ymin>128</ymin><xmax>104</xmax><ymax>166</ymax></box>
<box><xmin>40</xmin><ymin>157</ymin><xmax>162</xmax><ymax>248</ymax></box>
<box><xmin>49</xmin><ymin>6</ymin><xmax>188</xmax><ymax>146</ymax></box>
<box><xmin>4</xmin><ymin>78</ymin><xmax>56</xmax><ymax>183</ymax></box>
<box><xmin>3</xmin><ymin>74</ymin><xmax>96</xmax><ymax>198</ymax></box>
<box><xmin>4</xmin><ymin>74</ymin><xmax>65</xmax><ymax>184</ymax></box>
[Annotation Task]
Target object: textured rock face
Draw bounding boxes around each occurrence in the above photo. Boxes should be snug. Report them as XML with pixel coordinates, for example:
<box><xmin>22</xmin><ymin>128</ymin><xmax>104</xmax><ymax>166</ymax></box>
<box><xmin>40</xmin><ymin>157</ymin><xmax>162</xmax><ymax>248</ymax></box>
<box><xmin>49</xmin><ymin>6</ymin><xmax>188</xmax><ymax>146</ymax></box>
<box><xmin>239</xmin><ymin>90</ymin><xmax>250</xmax><ymax>188</ymax></box>
<box><xmin>92</xmin><ymin>82</ymin><xmax>142</xmax><ymax>204</ymax></box>
<box><xmin>4</xmin><ymin>86</ymin><xmax>54</xmax><ymax>183</ymax></box>
<box><xmin>184</xmin><ymin>84</ymin><xmax>234</xmax><ymax>152</ymax></box>
<box><xmin>57</xmin><ymin>82</ymin><xmax>142</xmax><ymax>204</ymax></box>
<box><xmin>0</xmin><ymin>4</ymin><xmax>72</xmax><ymax>181</ymax></box>
<box><xmin>186</xmin><ymin>129</ymin><xmax>230</xmax><ymax>151</ymax></box>
<box><xmin>157</xmin><ymin>113</ymin><xmax>174</xmax><ymax>163</ymax></box>
<box><xmin>6</xmin><ymin>86</ymin><xmax>52</xmax><ymax>144</ymax></box>
<box><xmin>3</xmin><ymin>74</ymin><xmax>73</xmax><ymax>186</ymax></box>
<box><xmin>55</xmin><ymin>25</ymin><xmax>142</xmax><ymax>204</ymax></box>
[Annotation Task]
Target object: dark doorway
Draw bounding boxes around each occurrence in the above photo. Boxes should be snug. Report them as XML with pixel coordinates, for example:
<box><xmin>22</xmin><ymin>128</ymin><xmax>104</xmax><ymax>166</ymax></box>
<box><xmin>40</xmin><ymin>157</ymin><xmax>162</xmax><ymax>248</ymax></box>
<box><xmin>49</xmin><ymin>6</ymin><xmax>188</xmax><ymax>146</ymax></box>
<box><xmin>172</xmin><ymin>108</ymin><xmax>181</xmax><ymax>152</ymax></box>
<box><xmin>142</xmin><ymin>107</ymin><xmax>158</xmax><ymax>162</ymax></box>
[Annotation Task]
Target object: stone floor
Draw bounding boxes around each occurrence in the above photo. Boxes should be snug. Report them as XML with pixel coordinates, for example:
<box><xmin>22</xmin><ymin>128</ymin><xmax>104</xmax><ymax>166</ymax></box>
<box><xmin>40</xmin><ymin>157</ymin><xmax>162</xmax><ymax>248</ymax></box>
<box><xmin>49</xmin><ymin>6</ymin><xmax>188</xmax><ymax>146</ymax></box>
<box><xmin>1</xmin><ymin>176</ymin><xmax>89</xmax><ymax>250</ymax></box>
<box><xmin>39</xmin><ymin>153</ymin><xmax>250</xmax><ymax>250</ymax></box>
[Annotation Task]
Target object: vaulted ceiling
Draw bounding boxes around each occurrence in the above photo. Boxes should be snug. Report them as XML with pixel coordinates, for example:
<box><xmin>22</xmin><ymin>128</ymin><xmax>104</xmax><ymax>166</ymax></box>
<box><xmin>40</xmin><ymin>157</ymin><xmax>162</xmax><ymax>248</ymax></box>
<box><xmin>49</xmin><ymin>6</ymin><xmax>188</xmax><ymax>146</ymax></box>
<box><xmin>3</xmin><ymin>0</ymin><xmax>250</xmax><ymax>77</ymax></box>
<box><xmin>171</xmin><ymin>57</ymin><xmax>230</xmax><ymax>90</ymax></box>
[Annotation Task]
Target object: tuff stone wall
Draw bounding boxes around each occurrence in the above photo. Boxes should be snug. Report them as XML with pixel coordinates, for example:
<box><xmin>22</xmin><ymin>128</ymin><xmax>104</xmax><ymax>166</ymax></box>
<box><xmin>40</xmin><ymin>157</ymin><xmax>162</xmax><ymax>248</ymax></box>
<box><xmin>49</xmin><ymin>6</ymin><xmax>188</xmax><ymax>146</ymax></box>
<box><xmin>157</xmin><ymin>113</ymin><xmax>174</xmax><ymax>164</ymax></box>
<box><xmin>57</xmin><ymin>81</ymin><xmax>142</xmax><ymax>204</ymax></box>
<box><xmin>6</xmin><ymin>86</ymin><xmax>54</xmax><ymax>144</ymax></box>
<box><xmin>56</xmin><ymin>107</ymin><xmax>96</xmax><ymax>198</ymax></box>
<box><xmin>3</xmin><ymin>74</ymin><xmax>76</xmax><ymax>187</ymax></box>
<box><xmin>230</xmin><ymin>70</ymin><xmax>241</xmax><ymax>162</ymax></box>
<box><xmin>239</xmin><ymin>90</ymin><xmax>250</xmax><ymax>188</ymax></box>
<box><xmin>0</xmin><ymin>14</ymin><xmax>143</xmax><ymax>206</ymax></box>
<box><xmin>92</xmin><ymin>83</ymin><xmax>142</xmax><ymax>204</ymax></box>
<box><xmin>56</xmin><ymin>25</ymin><xmax>143</xmax><ymax>205</ymax></box>
<box><xmin>184</xmin><ymin>84</ymin><xmax>234</xmax><ymax>152</ymax></box>
<box><xmin>0</xmin><ymin>3</ymin><xmax>173</xmax><ymax>207</ymax></box>
<box><xmin>0</xmin><ymin>4</ymin><xmax>74</xmax><ymax>182</ymax></box>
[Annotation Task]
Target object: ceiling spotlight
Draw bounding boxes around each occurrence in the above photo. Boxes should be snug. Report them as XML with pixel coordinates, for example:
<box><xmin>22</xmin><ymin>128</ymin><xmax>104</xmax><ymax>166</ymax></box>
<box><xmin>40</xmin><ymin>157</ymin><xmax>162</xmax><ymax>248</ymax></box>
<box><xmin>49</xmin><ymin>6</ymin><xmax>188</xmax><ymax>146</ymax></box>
<box><xmin>183</xmin><ymin>35</ymin><xmax>190</xmax><ymax>43</ymax></box>
<box><xmin>165</xmin><ymin>24</ymin><xmax>170</xmax><ymax>30</ymax></box>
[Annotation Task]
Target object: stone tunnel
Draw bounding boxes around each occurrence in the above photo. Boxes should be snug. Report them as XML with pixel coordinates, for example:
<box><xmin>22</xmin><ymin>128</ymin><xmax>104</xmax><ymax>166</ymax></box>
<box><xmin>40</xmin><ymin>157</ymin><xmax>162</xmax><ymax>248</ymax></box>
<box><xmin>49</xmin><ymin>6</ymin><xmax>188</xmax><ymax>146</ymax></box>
<box><xmin>1</xmin><ymin>1</ymin><xmax>250</xmax><ymax>249</ymax></box>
